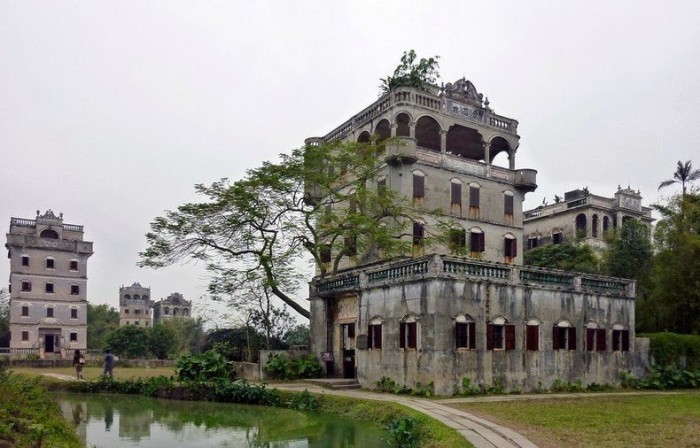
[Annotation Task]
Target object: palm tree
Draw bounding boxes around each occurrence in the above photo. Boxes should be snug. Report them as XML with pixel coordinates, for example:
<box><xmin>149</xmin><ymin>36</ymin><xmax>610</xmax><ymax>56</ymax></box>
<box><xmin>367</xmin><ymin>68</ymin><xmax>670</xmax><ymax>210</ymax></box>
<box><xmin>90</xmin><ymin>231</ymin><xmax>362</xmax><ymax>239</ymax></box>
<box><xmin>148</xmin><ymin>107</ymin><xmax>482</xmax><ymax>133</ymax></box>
<box><xmin>658</xmin><ymin>160</ymin><xmax>700</xmax><ymax>198</ymax></box>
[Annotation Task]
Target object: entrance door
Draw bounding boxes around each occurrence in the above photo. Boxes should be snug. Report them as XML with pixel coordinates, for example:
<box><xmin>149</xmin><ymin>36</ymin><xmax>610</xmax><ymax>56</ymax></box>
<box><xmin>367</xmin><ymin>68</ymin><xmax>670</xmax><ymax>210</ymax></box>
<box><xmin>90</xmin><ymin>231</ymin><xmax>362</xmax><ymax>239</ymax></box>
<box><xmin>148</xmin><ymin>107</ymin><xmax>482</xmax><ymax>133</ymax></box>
<box><xmin>45</xmin><ymin>335</ymin><xmax>54</xmax><ymax>353</ymax></box>
<box><xmin>341</xmin><ymin>323</ymin><xmax>356</xmax><ymax>379</ymax></box>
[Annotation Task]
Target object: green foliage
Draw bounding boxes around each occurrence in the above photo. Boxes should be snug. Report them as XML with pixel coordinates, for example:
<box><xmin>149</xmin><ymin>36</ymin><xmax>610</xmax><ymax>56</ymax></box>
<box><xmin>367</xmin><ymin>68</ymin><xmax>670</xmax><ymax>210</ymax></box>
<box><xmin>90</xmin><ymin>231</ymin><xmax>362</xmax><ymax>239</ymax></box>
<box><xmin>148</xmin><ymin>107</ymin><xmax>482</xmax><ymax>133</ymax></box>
<box><xmin>284</xmin><ymin>324</ymin><xmax>310</xmax><ymax>347</ymax></box>
<box><xmin>0</xmin><ymin>372</ymin><xmax>82</xmax><ymax>447</ymax></box>
<box><xmin>380</xmin><ymin>49</ymin><xmax>440</xmax><ymax>94</ymax></box>
<box><xmin>454</xmin><ymin>377</ymin><xmax>507</xmax><ymax>396</ymax></box>
<box><xmin>524</xmin><ymin>242</ymin><xmax>600</xmax><ymax>274</ymax></box>
<box><xmin>551</xmin><ymin>379</ymin><xmax>584</xmax><ymax>393</ymax></box>
<box><xmin>149</xmin><ymin>323</ymin><xmax>178</xmax><ymax>360</ymax></box>
<box><xmin>139</xmin><ymin>136</ymin><xmax>437</xmax><ymax>320</ymax></box>
<box><xmin>605</xmin><ymin>219</ymin><xmax>653</xmax><ymax>279</ymax></box>
<box><xmin>621</xmin><ymin>365</ymin><xmax>700</xmax><ymax>390</ymax></box>
<box><xmin>176</xmin><ymin>350</ymin><xmax>236</xmax><ymax>382</ymax></box>
<box><xmin>385</xmin><ymin>416</ymin><xmax>422</xmax><ymax>448</ymax></box>
<box><xmin>288</xmin><ymin>389</ymin><xmax>320</xmax><ymax>412</ymax></box>
<box><xmin>87</xmin><ymin>303</ymin><xmax>120</xmax><ymax>349</ymax></box>
<box><xmin>105</xmin><ymin>324</ymin><xmax>151</xmax><ymax>358</ymax></box>
<box><xmin>658</xmin><ymin>160</ymin><xmax>700</xmax><ymax>197</ymax></box>
<box><xmin>264</xmin><ymin>353</ymin><xmax>323</xmax><ymax>380</ymax></box>
<box><xmin>0</xmin><ymin>289</ymin><xmax>9</xmax><ymax>347</ymax></box>
<box><xmin>641</xmin><ymin>332</ymin><xmax>700</xmax><ymax>369</ymax></box>
<box><xmin>647</xmin><ymin>193</ymin><xmax>700</xmax><ymax>333</ymax></box>
<box><xmin>158</xmin><ymin>317</ymin><xmax>205</xmax><ymax>357</ymax></box>
<box><xmin>203</xmin><ymin>327</ymin><xmax>266</xmax><ymax>362</ymax></box>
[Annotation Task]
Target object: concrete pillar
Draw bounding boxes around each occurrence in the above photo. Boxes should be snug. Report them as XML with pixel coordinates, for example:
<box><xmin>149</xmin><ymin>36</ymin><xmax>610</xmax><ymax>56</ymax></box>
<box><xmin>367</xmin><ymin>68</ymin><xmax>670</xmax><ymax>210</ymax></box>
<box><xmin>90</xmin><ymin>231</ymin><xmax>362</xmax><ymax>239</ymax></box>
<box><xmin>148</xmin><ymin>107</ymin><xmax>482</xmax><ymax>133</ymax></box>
<box><xmin>483</xmin><ymin>142</ymin><xmax>491</xmax><ymax>165</ymax></box>
<box><xmin>390</xmin><ymin>123</ymin><xmax>397</xmax><ymax>138</ymax></box>
<box><xmin>508</xmin><ymin>149</ymin><xmax>516</xmax><ymax>170</ymax></box>
<box><xmin>440</xmin><ymin>130</ymin><xmax>447</xmax><ymax>154</ymax></box>
<box><xmin>409</xmin><ymin>122</ymin><xmax>416</xmax><ymax>139</ymax></box>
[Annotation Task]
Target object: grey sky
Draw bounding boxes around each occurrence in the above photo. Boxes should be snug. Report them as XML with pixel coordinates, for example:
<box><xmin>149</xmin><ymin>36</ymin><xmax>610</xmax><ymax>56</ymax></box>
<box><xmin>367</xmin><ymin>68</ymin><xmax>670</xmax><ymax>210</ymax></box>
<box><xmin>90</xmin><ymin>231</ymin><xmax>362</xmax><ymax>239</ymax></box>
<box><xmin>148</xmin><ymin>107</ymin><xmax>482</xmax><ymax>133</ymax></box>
<box><xmin>2</xmin><ymin>1</ymin><xmax>699</xmax><ymax>318</ymax></box>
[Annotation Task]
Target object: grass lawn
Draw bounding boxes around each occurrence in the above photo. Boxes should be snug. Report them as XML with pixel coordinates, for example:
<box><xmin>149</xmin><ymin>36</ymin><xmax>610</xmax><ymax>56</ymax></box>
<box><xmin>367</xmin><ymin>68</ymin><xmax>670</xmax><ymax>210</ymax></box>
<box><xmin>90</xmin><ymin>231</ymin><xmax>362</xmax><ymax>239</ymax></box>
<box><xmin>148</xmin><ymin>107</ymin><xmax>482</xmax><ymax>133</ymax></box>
<box><xmin>449</xmin><ymin>392</ymin><xmax>700</xmax><ymax>447</ymax></box>
<box><xmin>11</xmin><ymin>365</ymin><xmax>176</xmax><ymax>380</ymax></box>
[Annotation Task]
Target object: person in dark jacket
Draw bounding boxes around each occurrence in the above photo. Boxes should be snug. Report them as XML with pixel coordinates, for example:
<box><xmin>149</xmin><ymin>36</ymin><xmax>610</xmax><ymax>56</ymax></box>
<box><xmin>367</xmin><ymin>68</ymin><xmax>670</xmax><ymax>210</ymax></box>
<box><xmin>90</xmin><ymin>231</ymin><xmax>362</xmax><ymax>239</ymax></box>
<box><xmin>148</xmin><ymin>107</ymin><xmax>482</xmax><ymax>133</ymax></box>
<box><xmin>72</xmin><ymin>349</ymin><xmax>85</xmax><ymax>380</ymax></box>
<box><xmin>103</xmin><ymin>348</ymin><xmax>114</xmax><ymax>377</ymax></box>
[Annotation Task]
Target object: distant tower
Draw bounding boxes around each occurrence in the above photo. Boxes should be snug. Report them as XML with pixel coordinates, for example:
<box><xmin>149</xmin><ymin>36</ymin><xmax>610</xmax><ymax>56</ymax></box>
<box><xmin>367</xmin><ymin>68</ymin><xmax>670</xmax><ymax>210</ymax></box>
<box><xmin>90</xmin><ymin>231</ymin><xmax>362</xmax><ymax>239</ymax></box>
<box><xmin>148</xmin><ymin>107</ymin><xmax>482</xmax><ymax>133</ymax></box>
<box><xmin>152</xmin><ymin>292</ymin><xmax>192</xmax><ymax>325</ymax></box>
<box><xmin>119</xmin><ymin>283</ymin><xmax>152</xmax><ymax>327</ymax></box>
<box><xmin>6</xmin><ymin>210</ymin><xmax>94</xmax><ymax>358</ymax></box>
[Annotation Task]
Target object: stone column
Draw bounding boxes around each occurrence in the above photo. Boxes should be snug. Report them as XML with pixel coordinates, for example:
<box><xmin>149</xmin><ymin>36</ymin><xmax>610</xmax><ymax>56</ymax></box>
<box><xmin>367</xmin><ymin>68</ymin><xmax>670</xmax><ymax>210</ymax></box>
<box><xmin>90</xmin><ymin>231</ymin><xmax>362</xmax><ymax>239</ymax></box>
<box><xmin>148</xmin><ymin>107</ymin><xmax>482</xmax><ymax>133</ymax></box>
<box><xmin>391</xmin><ymin>123</ymin><xmax>397</xmax><ymax>138</ymax></box>
<box><xmin>409</xmin><ymin>122</ymin><xmax>416</xmax><ymax>139</ymax></box>
<box><xmin>508</xmin><ymin>149</ymin><xmax>516</xmax><ymax>170</ymax></box>
<box><xmin>483</xmin><ymin>142</ymin><xmax>491</xmax><ymax>165</ymax></box>
<box><xmin>440</xmin><ymin>130</ymin><xmax>447</xmax><ymax>154</ymax></box>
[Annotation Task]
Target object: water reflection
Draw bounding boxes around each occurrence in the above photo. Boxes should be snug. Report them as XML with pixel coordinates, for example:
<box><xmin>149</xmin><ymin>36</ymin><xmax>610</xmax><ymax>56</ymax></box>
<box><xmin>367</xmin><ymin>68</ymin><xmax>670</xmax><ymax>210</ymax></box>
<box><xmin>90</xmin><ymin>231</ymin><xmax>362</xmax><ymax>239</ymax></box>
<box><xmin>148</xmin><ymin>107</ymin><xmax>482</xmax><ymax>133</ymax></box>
<box><xmin>56</xmin><ymin>393</ymin><xmax>385</xmax><ymax>447</ymax></box>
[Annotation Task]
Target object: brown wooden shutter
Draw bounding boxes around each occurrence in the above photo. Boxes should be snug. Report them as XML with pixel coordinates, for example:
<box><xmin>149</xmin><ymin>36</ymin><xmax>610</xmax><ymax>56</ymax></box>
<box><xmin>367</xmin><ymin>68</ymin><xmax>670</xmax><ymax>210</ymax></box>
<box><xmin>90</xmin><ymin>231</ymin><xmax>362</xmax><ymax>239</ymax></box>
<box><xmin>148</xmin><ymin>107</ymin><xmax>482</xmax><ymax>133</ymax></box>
<box><xmin>504</xmin><ymin>194</ymin><xmax>514</xmax><ymax>214</ymax></box>
<box><xmin>553</xmin><ymin>326</ymin><xmax>560</xmax><ymax>350</ymax></box>
<box><xmin>511</xmin><ymin>238</ymin><xmax>517</xmax><ymax>257</ymax></box>
<box><xmin>413</xmin><ymin>174</ymin><xmax>424</xmax><ymax>198</ymax></box>
<box><xmin>408</xmin><ymin>323</ymin><xmax>417</xmax><ymax>349</ymax></box>
<box><xmin>596</xmin><ymin>328</ymin><xmax>607</xmax><ymax>352</ymax></box>
<box><xmin>568</xmin><ymin>327</ymin><xmax>577</xmax><ymax>350</ymax></box>
<box><xmin>622</xmin><ymin>330</ymin><xmax>630</xmax><ymax>351</ymax></box>
<box><xmin>586</xmin><ymin>328</ymin><xmax>595</xmax><ymax>351</ymax></box>
<box><xmin>469</xmin><ymin>323</ymin><xmax>476</xmax><ymax>349</ymax></box>
<box><xmin>526</xmin><ymin>325</ymin><xmax>539</xmax><ymax>351</ymax></box>
<box><xmin>505</xmin><ymin>325</ymin><xmax>516</xmax><ymax>350</ymax></box>
<box><xmin>399</xmin><ymin>322</ymin><xmax>406</xmax><ymax>349</ymax></box>
<box><xmin>376</xmin><ymin>325</ymin><xmax>382</xmax><ymax>349</ymax></box>
<box><xmin>455</xmin><ymin>323</ymin><xmax>466</xmax><ymax>348</ymax></box>
<box><xmin>479</xmin><ymin>233</ymin><xmax>485</xmax><ymax>252</ymax></box>
<box><xmin>451</xmin><ymin>182</ymin><xmax>461</xmax><ymax>205</ymax></box>
<box><xmin>470</xmin><ymin>186</ymin><xmax>480</xmax><ymax>207</ymax></box>
<box><xmin>486</xmin><ymin>324</ymin><xmax>494</xmax><ymax>350</ymax></box>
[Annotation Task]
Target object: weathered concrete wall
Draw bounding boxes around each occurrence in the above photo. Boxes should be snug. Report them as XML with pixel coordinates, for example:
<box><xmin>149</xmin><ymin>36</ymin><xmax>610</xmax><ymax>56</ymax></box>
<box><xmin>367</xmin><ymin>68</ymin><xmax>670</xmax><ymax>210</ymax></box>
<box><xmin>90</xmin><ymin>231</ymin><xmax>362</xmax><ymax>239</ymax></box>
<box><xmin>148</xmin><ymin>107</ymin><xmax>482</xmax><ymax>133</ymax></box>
<box><xmin>346</xmin><ymin>276</ymin><xmax>635</xmax><ymax>395</ymax></box>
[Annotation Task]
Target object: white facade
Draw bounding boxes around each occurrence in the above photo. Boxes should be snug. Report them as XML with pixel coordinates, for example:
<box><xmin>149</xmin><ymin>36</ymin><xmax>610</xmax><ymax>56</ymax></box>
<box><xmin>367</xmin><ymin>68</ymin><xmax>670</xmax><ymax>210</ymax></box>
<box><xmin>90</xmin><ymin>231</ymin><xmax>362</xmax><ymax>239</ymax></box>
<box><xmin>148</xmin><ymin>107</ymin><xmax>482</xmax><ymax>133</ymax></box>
<box><xmin>6</xmin><ymin>210</ymin><xmax>93</xmax><ymax>357</ymax></box>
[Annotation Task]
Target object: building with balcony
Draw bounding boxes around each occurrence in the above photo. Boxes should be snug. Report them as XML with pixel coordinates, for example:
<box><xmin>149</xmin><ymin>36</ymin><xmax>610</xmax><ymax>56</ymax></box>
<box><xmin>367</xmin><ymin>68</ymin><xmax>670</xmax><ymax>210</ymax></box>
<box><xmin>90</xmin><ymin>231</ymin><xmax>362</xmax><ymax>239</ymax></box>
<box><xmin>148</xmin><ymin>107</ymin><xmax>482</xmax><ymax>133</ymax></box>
<box><xmin>152</xmin><ymin>292</ymin><xmax>191</xmax><ymax>325</ymax></box>
<box><xmin>523</xmin><ymin>187</ymin><xmax>653</xmax><ymax>250</ymax></box>
<box><xmin>6</xmin><ymin>210</ymin><xmax>94</xmax><ymax>358</ymax></box>
<box><xmin>306</xmin><ymin>78</ymin><xmax>644</xmax><ymax>394</ymax></box>
<box><xmin>119</xmin><ymin>282</ymin><xmax>153</xmax><ymax>327</ymax></box>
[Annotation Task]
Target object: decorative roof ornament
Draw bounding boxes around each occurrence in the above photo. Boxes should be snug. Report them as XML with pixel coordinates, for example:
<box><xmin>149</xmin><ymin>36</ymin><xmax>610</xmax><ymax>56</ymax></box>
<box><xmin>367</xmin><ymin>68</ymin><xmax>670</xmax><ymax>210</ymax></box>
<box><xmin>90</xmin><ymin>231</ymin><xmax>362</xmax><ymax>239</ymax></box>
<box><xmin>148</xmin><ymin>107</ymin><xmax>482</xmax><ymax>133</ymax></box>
<box><xmin>443</xmin><ymin>77</ymin><xmax>484</xmax><ymax>108</ymax></box>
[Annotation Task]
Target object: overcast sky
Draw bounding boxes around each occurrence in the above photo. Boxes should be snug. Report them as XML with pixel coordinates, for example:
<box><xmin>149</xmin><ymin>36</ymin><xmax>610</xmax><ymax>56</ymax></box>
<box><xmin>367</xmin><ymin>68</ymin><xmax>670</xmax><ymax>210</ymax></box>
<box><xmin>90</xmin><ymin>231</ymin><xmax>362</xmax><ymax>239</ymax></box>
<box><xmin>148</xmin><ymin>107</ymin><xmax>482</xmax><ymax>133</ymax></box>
<box><xmin>2</xmin><ymin>1</ymin><xmax>699</xmax><ymax>321</ymax></box>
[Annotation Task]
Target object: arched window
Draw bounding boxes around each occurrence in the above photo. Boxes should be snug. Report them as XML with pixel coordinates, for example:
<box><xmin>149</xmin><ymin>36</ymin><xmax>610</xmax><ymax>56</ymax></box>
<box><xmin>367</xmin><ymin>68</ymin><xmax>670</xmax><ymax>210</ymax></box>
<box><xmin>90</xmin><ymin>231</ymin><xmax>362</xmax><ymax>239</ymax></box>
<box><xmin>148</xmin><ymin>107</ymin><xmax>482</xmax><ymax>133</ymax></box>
<box><xmin>374</xmin><ymin>119</ymin><xmax>391</xmax><ymax>141</ymax></box>
<box><xmin>133</xmin><ymin>294</ymin><xmax>140</xmax><ymax>300</ymax></box>
<box><xmin>553</xmin><ymin>320</ymin><xmax>576</xmax><ymax>350</ymax></box>
<box><xmin>592</xmin><ymin>214</ymin><xmax>600</xmax><ymax>238</ymax></box>
<box><xmin>526</xmin><ymin>318</ymin><xmax>540</xmax><ymax>351</ymax></box>
<box><xmin>450</xmin><ymin>179</ymin><xmax>462</xmax><ymax>216</ymax></box>
<box><xmin>503</xmin><ymin>191</ymin><xmax>514</xmax><ymax>225</ymax></box>
<box><xmin>396</xmin><ymin>113</ymin><xmax>410</xmax><ymax>137</ymax></box>
<box><xmin>612</xmin><ymin>324</ymin><xmax>630</xmax><ymax>351</ymax></box>
<box><xmin>39</xmin><ymin>229</ymin><xmax>59</xmax><ymax>239</ymax></box>
<box><xmin>527</xmin><ymin>233</ymin><xmax>539</xmax><ymax>250</ymax></box>
<box><xmin>415</xmin><ymin>116</ymin><xmax>441</xmax><ymax>151</ymax></box>
<box><xmin>603</xmin><ymin>216</ymin><xmax>610</xmax><ymax>233</ymax></box>
<box><xmin>586</xmin><ymin>321</ymin><xmax>606</xmax><ymax>352</ymax></box>
<box><xmin>468</xmin><ymin>183</ymin><xmax>480</xmax><ymax>219</ymax></box>
<box><xmin>412</xmin><ymin>170</ymin><xmax>425</xmax><ymax>200</ymax></box>
<box><xmin>552</xmin><ymin>228</ymin><xmax>563</xmax><ymax>245</ymax></box>
<box><xmin>399</xmin><ymin>314</ymin><xmax>418</xmax><ymax>349</ymax></box>
<box><xmin>448</xmin><ymin>227</ymin><xmax>467</xmax><ymax>255</ymax></box>
<box><xmin>173</xmin><ymin>307</ymin><xmax>180</xmax><ymax>316</ymax></box>
<box><xmin>357</xmin><ymin>130</ymin><xmax>371</xmax><ymax>143</ymax></box>
<box><xmin>124</xmin><ymin>294</ymin><xmax>131</xmax><ymax>300</ymax></box>
<box><xmin>575</xmin><ymin>214</ymin><xmax>587</xmax><ymax>239</ymax></box>
<box><xmin>368</xmin><ymin>317</ymin><xmax>383</xmax><ymax>349</ymax></box>
<box><xmin>164</xmin><ymin>307</ymin><xmax>170</xmax><ymax>315</ymax></box>
<box><xmin>487</xmin><ymin>316</ymin><xmax>515</xmax><ymax>350</ymax></box>
<box><xmin>455</xmin><ymin>314</ymin><xmax>475</xmax><ymax>349</ymax></box>
<box><xmin>469</xmin><ymin>227</ymin><xmax>485</xmax><ymax>255</ymax></box>
<box><xmin>504</xmin><ymin>233</ymin><xmax>517</xmax><ymax>263</ymax></box>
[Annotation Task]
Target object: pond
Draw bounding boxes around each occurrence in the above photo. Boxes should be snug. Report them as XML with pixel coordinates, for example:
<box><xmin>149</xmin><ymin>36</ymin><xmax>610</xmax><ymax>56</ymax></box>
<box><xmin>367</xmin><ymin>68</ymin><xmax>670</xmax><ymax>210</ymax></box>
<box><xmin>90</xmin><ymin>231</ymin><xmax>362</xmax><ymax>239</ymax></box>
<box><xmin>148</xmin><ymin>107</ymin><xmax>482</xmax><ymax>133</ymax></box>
<box><xmin>56</xmin><ymin>393</ymin><xmax>386</xmax><ymax>447</ymax></box>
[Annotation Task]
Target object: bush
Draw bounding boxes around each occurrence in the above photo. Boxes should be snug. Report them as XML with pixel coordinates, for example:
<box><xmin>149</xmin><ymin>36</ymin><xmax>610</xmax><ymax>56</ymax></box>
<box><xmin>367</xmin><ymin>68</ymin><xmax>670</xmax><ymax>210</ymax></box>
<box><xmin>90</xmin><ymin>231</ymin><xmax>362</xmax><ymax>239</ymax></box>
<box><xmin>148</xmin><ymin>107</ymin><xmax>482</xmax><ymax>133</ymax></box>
<box><xmin>176</xmin><ymin>350</ymin><xmax>236</xmax><ymax>382</ymax></box>
<box><xmin>640</xmin><ymin>332</ymin><xmax>700</xmax><ymax>369</ymax></box>
<box><xmin>264</xmin><ymin>354</ymin><xmax>323</xmax><ymax>380</ymax></box>
<box><xmin>386</xmin><ymin>416</ymin><xmax>422</xmax><ymax>448</ymax></box>
<box><xmin>622</xmin><ymin>365</ymin><xmax>700</xmax><ymax>390</ymax></box>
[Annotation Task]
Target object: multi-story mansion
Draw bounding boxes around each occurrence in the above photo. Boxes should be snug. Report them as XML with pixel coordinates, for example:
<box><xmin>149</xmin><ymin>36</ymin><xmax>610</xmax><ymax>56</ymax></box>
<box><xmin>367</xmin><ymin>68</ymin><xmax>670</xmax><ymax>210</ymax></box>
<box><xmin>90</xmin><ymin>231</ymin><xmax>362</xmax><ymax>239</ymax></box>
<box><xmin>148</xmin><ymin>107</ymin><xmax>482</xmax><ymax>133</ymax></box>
<box><xmin>119</xmin><ymin>282</ymin><xmax>153</xmax><ymax>327</ymax></box>
<box><xmin>307</xmin><ymin>78</ymin><xmax>643</xmax><ymax>394</ymax></box>
<box><xmin>6</xmin><ymin>210</ymin><xmax>93</xmax><ymax>358</ymax></box>
<box><xmin>152</xmin><ymin>292</ymin><xmax>192</xmax><ymax>325</ymax></box>
<box><xmin>523</xmin><ymin>187</ymin><xmax>653</xmax><ymax>250</ymax></box>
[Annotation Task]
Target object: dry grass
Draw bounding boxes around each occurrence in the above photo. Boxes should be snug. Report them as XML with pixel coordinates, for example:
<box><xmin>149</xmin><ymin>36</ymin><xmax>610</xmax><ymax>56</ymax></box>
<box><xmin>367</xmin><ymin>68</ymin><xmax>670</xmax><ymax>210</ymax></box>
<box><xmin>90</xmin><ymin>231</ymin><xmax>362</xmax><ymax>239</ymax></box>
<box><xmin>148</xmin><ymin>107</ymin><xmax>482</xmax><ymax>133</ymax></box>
<box><xmin>11</xmin><ymin>365</ymin><xmax>176</xmax><ymax>380</ymax></box>
<box><xmin>449</xmin><ymin>392</ymin><xmax>700</xmax><ymax>447</ymax></box>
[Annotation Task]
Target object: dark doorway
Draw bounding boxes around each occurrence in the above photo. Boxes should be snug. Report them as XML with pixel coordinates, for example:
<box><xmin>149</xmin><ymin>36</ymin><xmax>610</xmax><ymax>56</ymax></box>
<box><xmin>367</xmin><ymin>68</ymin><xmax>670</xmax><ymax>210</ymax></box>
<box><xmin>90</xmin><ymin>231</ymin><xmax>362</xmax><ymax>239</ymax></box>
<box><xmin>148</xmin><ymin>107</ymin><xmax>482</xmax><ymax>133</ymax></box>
<box><xmin>45</xmin><ymin>334</ymin><xmax>55</xmax><ymax>353</ymax></box>
<box><xmin>341</xmin><ymin>323</ymin><xmax>356</xmax><ymax>379</ymax></box>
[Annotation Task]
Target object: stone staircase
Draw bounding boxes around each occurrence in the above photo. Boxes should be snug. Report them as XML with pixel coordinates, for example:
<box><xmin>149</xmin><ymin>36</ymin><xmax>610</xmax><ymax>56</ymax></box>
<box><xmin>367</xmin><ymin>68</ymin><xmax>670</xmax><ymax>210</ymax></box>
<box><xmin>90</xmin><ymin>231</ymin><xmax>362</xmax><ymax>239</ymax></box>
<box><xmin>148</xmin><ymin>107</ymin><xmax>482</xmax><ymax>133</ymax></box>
<box><xmin>304</xmin><ymin>378</ymin><xmax>361</xmax><ymax>390</ymax></box>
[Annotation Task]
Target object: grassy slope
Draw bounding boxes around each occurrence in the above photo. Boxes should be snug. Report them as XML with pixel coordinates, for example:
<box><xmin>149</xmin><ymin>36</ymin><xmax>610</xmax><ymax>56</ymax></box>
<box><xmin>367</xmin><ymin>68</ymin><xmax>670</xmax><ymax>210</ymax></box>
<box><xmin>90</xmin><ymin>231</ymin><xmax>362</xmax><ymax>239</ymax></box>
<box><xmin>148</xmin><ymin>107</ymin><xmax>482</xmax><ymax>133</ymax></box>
<box><xmin>11</xmin><ymin>365</ymin><xmax>176</xmax><ymax>380</ymax></box>
<box><xmin>450</xmin><ymin>392</ymin><xmax>700</xmax><ymax>447</ymax></box>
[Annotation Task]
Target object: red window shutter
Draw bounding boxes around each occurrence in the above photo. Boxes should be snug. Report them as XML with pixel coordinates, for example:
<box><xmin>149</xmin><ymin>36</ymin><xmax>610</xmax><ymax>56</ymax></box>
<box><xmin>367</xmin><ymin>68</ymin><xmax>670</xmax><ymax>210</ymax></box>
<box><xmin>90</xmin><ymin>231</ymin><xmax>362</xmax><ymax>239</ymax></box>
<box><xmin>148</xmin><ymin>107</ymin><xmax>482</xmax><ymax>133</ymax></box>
<box><xmin>622</xmin><ymin>330</ymin><xmax>630</xmax><ymax>351</ymax></box>
<box><xmin>596</xmin><ymin>328</ymin><xmax>607</xmax><ymax>352</ymax></box>
<box><xmin>469</xmin><ymin>322</ymin><xmax>476</xmax><ymax>349</ymax></box>
<box><xmin>586</xmin><ymin>328</ymin><xmax>595</xmax><ymax>351</ymax></box>
<box><xmin>470</xmin><ymin>186</ymin><xmax>480</xmax><ymax>208</ymax></box>
<box><xmin>413</xmin><ymin>174</ymin><xmax>424</xmax><ymax>198</ymax></box>
<box><xmin>527</xmin><ymin>325</ymin><xmax>539</xmax><ymax>351</ymax></box>
<box><xmin>408</xmin><ymin>323</ymin><xmax>417</xmax><ymax>349</ymax></box>
<box><xmin>451</xmin><ymin>183</ymin><xmax>461</xmax><ymax>205</ymax></box>
<box><xmin>399</xmin><ymin>322</ymin><xmax>406</xmax><ymax>349</ymax></box>
<box><xmin>486</xmin><ymin>324</ymin><xmax>494</xmax><ymax>350</ymax></box>
<box><xmin>505</xmin><ymin>325</ymin><xmax>516</xmax><ymax>350</ymax></box>
<box><xmin>553</xmin><ymin>326</ymin><xmax>560</xmax><ymax>350</ymax></box>
<box><xmin>568</xmin><ymin>327</ymin><xmax>577</xmax><ymax>350</ymax></box>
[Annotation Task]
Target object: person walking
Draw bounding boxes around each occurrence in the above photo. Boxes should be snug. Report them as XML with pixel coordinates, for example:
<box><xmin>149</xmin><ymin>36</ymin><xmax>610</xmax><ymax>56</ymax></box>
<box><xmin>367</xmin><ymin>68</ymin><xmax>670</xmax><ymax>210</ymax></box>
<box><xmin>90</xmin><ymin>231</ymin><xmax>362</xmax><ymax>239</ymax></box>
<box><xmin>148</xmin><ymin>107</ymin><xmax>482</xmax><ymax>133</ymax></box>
<box><xmin>72</xmin><ymin>349</ymin><xmax>85</xmax><ymax>380</ymax></box>
<box><xmin>103</xmin><ymin>348</ymin><xmax>115</xmax><ymax>377</ymax></box>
